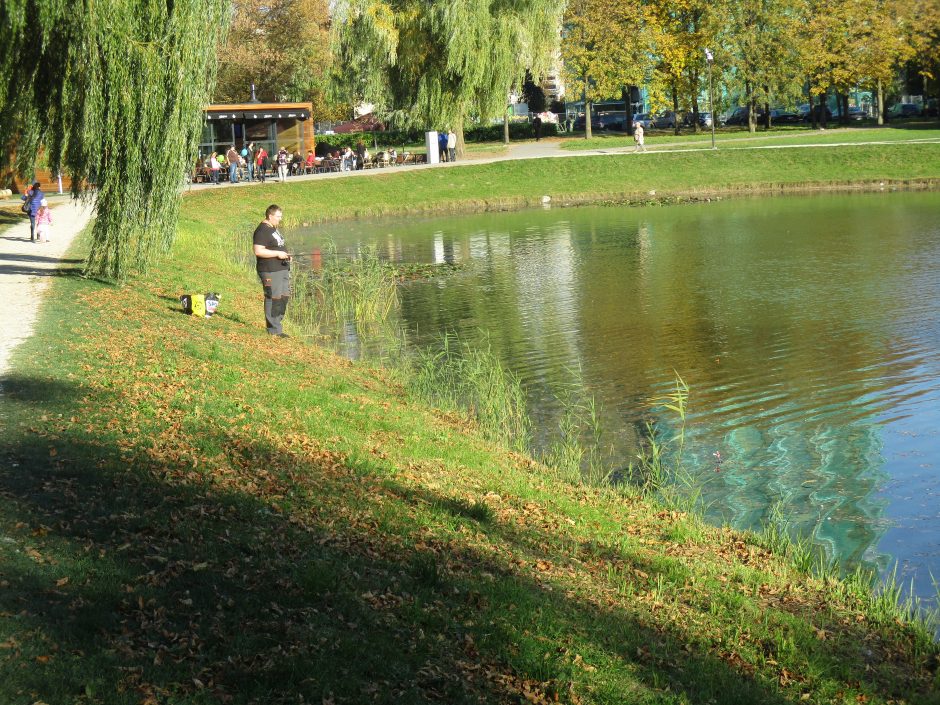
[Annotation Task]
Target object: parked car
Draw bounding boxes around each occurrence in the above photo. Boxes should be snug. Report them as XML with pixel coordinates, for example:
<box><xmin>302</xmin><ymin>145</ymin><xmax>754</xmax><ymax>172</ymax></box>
<box><xmin>831</xmin><ymin>105</ymin><xmax>867</xmax><ymax>121</ymax></box>
<box><xmin>681</xmin><ymin>111</ymin><xmax>713</xmax><ymax>128</ymax></box>
<box><xmin>769</xmin><ymin>109</ymin><xmax>801</xmax><ymax>124</ymax></box>
<box><xmin>597</xmin><ymin>113</ymin><xmax>629</xmax><ymax>131</ymax></box>
<box><xmin>723</xmin><ymin>106</ymin><xmax>766</xmax><ymax>125</ymax></box>
<box><xmin>631</xmin><ymin>113</ymin><xmax>652</xmax><ymax>129</ymax></box>
<box><xmin>651</xmin><ymin>110</ymin><xmax>678</xmax><ymax>129</ymax></box>
<box><xmin>888</xmin><ymin>102</ymin><xmax>921</xmax><ymax>118</ymax></box>
<box><xmin>573</xmin><ymin>114</ymin><xmax>607</xmax><ymax>131</ymax></box>
<box><xmin>798</xmin><ymin>104</ymin><xmax>833</xmax><ymax>122</ymax></box>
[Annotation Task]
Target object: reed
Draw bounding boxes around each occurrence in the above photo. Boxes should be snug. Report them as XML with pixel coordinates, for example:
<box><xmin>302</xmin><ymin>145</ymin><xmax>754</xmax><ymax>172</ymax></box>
<box><xmin>288</xmin><ymin>243</ymin><xmax>400</xmax><ymax>335</ymax></box>
<box><xmin>539</xmin><ymin>379</ymin><xmax>613</xmax><ymax>486</ymax></box>
<box><xmin>634</xmin><ymin>373</ymin><xmax>693</xmax><ymax>496</ymax></box>
<box><xmin>407</xmin><ymin>333</ymin><xmax>530</xmax><ymax>452</ymax></box>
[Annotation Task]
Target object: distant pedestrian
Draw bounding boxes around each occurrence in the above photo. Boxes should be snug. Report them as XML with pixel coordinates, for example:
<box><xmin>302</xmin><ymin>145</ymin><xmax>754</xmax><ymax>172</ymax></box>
<box><xmin>276</xmin><ymin>148</ymin><xmax>289</xmax><ymax>182</ymax></box>
<box><xmin>243</xmin><ymin>142</ymin><xmax>255</xmax><ymax>181</ymax></box>
<box><xmin>226</xmin><ymin>144</ymin><xmax>240</xmax><ymax>184</ymax></box>
<box><xmin>256</xmin><ymin>147</ymin><xmax>268</xmax><ymax>183</ymax></box>
<box><xmin>34</xmin><ymin>198</ymin><xmax>52</xmax><ymax>243</ymax></box>
<box><xmin>633</xmin><ymin>122</ymin><xmax>645</xmax><ymax>152</ymax></box>
<box><xmin>209</xmin><ymin>152</ymin><xmax>221</xmax><ymax>184</ymax></box>
<box><xmin>252</xmin><ymin>204</ymin><xmax>291</xmax><ymax>337</ymax></box>
<box><xmin>438</xmin><ymin>131</ymin><xmax>448</xmax><ymax>162</ymax></box>
<box><xmin>355</xmin><ymin>140</ymin><xmax>366</xmax><ymax>170</ymax></box>
<box><xmin>533</xmin><ymin>115</ymin><xmax>543</xmax><ymax>141</ymax></box>
<box><xmin>22</xmin><ymin>181</ymin><xmax>44</xmax><ymax>241</ymax></box>
<box><xmin>447</xmin><ymin>129</ymin><xmax>457</xmax><ymax>162</ymax></box>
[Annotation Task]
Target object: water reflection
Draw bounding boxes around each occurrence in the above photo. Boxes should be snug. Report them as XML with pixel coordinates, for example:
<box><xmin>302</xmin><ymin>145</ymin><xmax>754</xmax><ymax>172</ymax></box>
<box><xmin>296</xmin><ymin>191</ymin><xmax>940</xmax><ymax>598</ymax></box>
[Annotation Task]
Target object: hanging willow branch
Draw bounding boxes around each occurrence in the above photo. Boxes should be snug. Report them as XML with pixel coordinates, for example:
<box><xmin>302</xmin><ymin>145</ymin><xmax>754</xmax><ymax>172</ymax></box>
<box><xmin>0</xmin><ymin>0</ymin><xmax>231</xmax><ymax>280</ymax></box>
<box><xmin>334</xmin><ymin>0</ymin><xmax>561</xmax><ymax>132</ymax></box>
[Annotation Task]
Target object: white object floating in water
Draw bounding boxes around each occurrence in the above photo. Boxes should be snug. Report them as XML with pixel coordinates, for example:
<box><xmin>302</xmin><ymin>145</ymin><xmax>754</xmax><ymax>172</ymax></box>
<box><xmin>541</xmin><ymin>195</ymin><xmax>551</xmax><ymax>204</ymax></box>
<box><xmin>648</xmin><ymin>190</ymin><xmax>656</xmax><ymax>196</ymax></box>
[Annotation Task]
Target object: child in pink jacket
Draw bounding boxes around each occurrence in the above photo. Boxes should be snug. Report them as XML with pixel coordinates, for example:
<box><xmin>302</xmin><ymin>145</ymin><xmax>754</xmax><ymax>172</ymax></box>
<box><xmin>35</xmin><ymin>198</ymin><xmax>52</xmax><ymax>243</ymax></box>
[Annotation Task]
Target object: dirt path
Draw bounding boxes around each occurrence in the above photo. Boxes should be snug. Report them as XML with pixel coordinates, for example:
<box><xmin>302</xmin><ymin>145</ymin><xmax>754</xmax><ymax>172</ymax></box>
<box><xmin>0</xmin><ymin>198</ymin><xmax>94</xmax><ymax>375</ymax></box>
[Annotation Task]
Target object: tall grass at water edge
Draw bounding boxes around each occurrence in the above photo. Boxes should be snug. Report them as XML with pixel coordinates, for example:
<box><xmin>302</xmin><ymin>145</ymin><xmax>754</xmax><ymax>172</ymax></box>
<box><xmin>231</xmin><ymin>229</ymin><xmax>399</xmax><ymax>335</ymax></box>
<box><xmin>407</xmin><ymin>334</ymin><xmax>530</xmax><ymax>453</ymax></box>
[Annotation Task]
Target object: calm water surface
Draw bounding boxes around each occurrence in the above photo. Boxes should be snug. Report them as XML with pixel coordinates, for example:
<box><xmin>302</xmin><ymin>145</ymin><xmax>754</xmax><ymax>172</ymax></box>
<box><xmin>296</xmin><ymin>191</ymin><xmax>940</xmax><ymax>598</ymax></box>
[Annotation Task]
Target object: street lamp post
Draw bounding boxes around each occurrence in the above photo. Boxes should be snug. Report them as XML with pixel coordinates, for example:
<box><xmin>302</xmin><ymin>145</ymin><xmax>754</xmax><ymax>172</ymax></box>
<box><xmin>705</xmin><ymin>48</ymin><xmax>717</xmax><ymax>150</ymax></box>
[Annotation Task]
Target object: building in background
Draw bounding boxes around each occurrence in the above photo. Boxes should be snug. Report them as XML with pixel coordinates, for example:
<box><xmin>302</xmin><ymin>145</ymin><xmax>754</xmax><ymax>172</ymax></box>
<box><xmin>200</xmin><ymin>102</ymin><xmax>314</xmax><ymax>160</ymax></box>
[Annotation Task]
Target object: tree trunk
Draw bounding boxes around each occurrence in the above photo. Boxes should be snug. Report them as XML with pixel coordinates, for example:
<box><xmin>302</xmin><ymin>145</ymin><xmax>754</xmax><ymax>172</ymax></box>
<box><xmin>622</xmin><ymin>86</ymin><xmax>634</xmax><ymax>136</ymax></box>
<box><xmin>809</xmin><ymin>80</ymin><xmax>818</xmax><ymax>130</ymax></box>
<box><xmin>877</xmin><ymin>79</ymin><xmax>885</xmax><ymax>125</ymax></box>
<box><xmin>746</xmin><ymin>80</ymin><xmax>756</xmax><ymax>133</ymax></box>
<box><xmin>840</xmin><ymin>93</ymin><xmax>849</xmax><ymax>125</ymax></box>
<box><xmin>763</xmin><ymin>84</ymin><xmax>771</xmax><ymax>129</ymax></box>
<box><xmin>819</xmin><ymin>89</ymin><xmax>828</xmax><ymax>128</ymax></box>
<box><xmin>692</xmin><ymin>93</ymin><xmax>700</xmax><ymax>134</ymax></box>
<box><xmin>583</xmin><ymin>73</ymin><xmax>592</xmax><ymax>139</ymax></box>
<box><xmin>455</xmin><ymin>115</ymin><xmax>466</xmax><ymax>158</ymax></box>
<box><xmin>672</xmin><ymin>83</ymin><xmax>680</xmax><ymax>135</ymax></box>
<box><xmin>503</xmin><ymin>109</ymin><xmax>509</xmax><ymax>144</ymax></box>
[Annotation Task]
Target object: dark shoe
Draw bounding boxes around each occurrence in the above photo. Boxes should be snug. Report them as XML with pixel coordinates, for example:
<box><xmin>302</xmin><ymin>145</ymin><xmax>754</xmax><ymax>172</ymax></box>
<box><xmin>277</xmin><ymin>333</ymin><xmax>290</xmax><ymax>338</ymax></box>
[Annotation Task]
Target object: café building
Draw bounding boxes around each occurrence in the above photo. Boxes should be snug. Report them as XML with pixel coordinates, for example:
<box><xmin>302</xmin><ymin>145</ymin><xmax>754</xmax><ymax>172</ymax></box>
<box><xmin>199</xmin><ymin>102</ymin><xmax>314</xmax><ymax>160</ymax></box>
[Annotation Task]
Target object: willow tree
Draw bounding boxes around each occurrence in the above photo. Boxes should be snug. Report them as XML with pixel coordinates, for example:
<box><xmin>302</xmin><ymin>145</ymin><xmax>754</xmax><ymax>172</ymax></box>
<box><xmin>0</xmin><ymin>0</ymin><xmax>230</xmax><ymax>279</ymax></box>
<box><xmin>334</xmin><ymin>0</ymin><xmax>562</xmax><ymax>154</ymax></box>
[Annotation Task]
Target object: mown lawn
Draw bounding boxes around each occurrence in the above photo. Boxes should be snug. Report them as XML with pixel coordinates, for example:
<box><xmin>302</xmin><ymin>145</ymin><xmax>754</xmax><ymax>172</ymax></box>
<box><xmin>2</xmin><ymin>148</ymin><xmax>940</xmax><ymax>704</ymax></box>
<box><xmin>559</xmin><ymin>122</ymin><xmax>940</xmax><ymax>151</ymax></box>
<box><xmin>182</xmin><ymin>141</ymin><xmax>940</xmax><ymax>238</ymax></box>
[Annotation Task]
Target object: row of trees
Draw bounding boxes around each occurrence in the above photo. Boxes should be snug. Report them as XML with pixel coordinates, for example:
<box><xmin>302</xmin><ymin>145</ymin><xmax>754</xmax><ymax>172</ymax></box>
<box><xmin>561</xmin><ymin>0</ymin><xmax>940</xmax><ymax>136</ymax></box>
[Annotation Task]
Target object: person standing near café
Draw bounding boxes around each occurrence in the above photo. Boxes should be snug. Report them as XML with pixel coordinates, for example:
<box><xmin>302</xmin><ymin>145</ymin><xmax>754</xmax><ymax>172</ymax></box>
<box><xmin>256</xmin><ymin>146</ymin><xmax>268</xmax><ymax>183</ymax></box>
<box><xmin>438</xmin><ymin>130</ymin><xmax>448</xmax><ymax>162</ymax></box>
<box><xmin>447</xmin><ymin>129</ymin><xmax>457</xmax><ymax>162</ymax></box>
<box><xmin>226</xmin><ymin>144</ymin><xmax>240</xmax><ymax>183</ymax></box>
<box><xmin>243</xmin><ymin>142</ymin><xmax>255</xmax><ymax>181</ymax></box>
<box><xmin>355</xmin><ymin>140</ymin><xmax>366</xmax><ymax>170</ymax></box>
<box><xmin>276</xmin><ymin>147</ymin><xmax>289</xmax><ymax>182</ymax></box>
<box><xmin>253</xmin><ymin>204</ymin><xmax>291</xmax><ymax>337</ymax></box>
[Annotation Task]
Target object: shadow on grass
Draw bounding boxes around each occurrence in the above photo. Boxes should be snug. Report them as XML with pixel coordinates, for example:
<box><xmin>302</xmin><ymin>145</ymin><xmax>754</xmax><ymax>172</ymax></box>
<box><xmin>0</xmin><ymin>383</ymin><xmax>934</xmax><ymax>704</ymax></box>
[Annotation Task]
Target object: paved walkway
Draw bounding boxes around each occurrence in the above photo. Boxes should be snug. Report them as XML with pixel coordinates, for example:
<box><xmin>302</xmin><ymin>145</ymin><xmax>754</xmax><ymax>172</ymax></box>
<box><xmin>0</xmin><ymin>198</ymin><xmax>94</xmax><ymax>375</ymax></box>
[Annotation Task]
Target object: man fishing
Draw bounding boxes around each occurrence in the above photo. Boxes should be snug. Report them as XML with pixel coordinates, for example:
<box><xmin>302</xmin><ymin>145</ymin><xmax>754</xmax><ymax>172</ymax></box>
<box><xmin>253</xmin><ymin>204</ymin><xmax>291</xmax><ymax>337</ymax></box>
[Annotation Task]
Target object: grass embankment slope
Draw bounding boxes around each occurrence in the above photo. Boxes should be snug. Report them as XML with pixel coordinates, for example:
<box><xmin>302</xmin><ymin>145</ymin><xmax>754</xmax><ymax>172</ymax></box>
<box><xmin>2</xmin><ymin>147</ymin><xmax>940</xmax><ymax>705</ymax></box>
<box><xmin>184</xmin><ymin>139</ymin><xmax>940</xmax><ymax>226</ymax></box>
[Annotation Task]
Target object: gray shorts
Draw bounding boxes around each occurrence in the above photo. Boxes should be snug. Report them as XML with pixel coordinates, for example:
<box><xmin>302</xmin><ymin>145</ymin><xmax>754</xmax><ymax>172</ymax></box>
<box><xmin>258</xmin><ymin>267</ymin><xmax>291</xmax><ymax>298</ymax></box>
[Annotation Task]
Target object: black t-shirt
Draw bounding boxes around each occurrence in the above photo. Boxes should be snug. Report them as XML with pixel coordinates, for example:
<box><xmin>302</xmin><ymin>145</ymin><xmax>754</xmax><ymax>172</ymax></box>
<box><xmin>253</xmin><ymin>221</ymin><xmax>288</xmax><ymax>272</ymax></box>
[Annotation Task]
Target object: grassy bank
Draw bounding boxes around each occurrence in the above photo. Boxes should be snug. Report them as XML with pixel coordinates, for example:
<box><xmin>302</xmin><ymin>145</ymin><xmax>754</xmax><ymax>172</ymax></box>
<box><xmin>2</xmin><ymin>149</ymin><xmax>940</xmax><ymax>704</ymax></box>
<box><xmin>184</xmin><ymin>141</ymin><xmax>940</xmax><ymax>232</ymax></box>
<box><xmin>559</xmin><ymin>123</ymin><xmax>940</xmax><ymax>151</ymax></box>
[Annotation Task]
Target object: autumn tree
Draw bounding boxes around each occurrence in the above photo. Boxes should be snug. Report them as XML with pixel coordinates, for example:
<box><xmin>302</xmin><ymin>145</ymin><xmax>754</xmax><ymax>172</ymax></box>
<box><xmin>334</xmin><ymin>0</ymin><xmax>561</xmax><ymax>154</ymax></box>
<box><xmin>562</xmin><ymin>0</ymin><xmax>656</xmax><ymax>138</ymax></box>
<box><xmin>0</xmin><ymin>0</ymin><xmax>230</xmax><ymax>279</ymax></box>
<box><xmin>649</xmin><ymin>0</ymin><xmax>725</xmax><ymax>135</ymax></box>
<box><xmin>214</xmin><ymin>0</ymin><xmax>347</xmax><ymax>121</ymax></box>
<box><xmin>725</xmin><ymin>0</ymin><xmax>802</xmax><ymax>132</ymax></box>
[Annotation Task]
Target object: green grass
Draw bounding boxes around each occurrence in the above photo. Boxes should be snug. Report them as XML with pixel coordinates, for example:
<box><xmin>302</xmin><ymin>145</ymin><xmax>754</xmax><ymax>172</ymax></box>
<box><xmin>183</xmin><ymin>140</ymin><xmax>940</xmax><ymax>237</ymax></box>
<box><xmin>2</xmin><ymin>147</ymin><xmax>940</xmax><ymax>704</ymax></box>
<box><xmin>560</xmin><ymin>122</ymin><xmax>940</xmax><ymax>151</ymax></box>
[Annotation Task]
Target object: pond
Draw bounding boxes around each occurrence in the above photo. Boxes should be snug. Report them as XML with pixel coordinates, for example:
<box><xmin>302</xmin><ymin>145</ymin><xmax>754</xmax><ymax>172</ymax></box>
<box><xmin>295</xmin><ymin>190</ymin><xmax>940</xmax><ymax>601</ymax></box>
